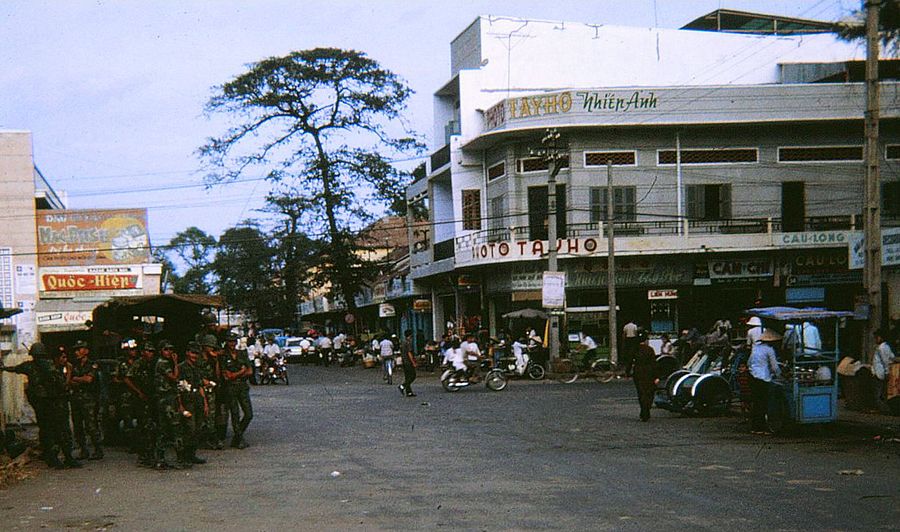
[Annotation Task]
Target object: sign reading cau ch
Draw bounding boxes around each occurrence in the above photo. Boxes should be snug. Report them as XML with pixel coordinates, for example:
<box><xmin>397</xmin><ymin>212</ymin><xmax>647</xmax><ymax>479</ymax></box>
<box><xmin>36</xmin><ymin>209</ymin><xmax>150</xmax><ymax>267</ymax></box>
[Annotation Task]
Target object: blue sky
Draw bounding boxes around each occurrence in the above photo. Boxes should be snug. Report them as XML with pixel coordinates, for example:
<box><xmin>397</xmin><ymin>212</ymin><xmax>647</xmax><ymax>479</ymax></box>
<box><xmin>0</xmin><ymin>0</ymin><xmax>854</xmax><ymax>248</ymax></box>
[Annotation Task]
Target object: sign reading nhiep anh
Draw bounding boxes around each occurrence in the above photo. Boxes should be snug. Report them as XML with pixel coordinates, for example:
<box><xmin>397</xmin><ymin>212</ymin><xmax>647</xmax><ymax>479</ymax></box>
<box><xmin>36</xmin><ymin>209</ymin><xmax>149</xmax><ymax>266</ymax></box>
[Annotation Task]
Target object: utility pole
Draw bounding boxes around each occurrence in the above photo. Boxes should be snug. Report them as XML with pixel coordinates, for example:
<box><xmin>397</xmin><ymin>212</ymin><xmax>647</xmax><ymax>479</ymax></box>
<box><xmin>606</xmin><ymin>161</ymin><xmax>618</xmax><ymax>367</ymax></box>
<box><xmin>533</xmin><ymin>128</ymin><xmax>567</xmax><ymax>364</ymax></box>
<box><xmin>864</xmin><ymin>0</ymin><xmax>882</xmax><ymax>361</ymax></box>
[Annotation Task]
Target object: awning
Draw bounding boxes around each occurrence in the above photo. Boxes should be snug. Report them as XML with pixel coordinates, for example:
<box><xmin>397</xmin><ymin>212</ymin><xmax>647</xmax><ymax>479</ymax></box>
<box><xmin>34</xmin><ymin>299</ymin><xmax>105</xmax><ymax>332</ymax></box>
<box><xmin>0</xmin><ymin>307</ymin><xmax>23</xmax><ymax>320</ymax></box>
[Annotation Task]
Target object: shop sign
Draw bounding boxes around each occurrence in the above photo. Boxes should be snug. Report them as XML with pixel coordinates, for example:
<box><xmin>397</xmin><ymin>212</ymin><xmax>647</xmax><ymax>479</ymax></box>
<box><xmin>36</xmin><ymin>311</ymin><xmax>93</xmax><ymax>327</ymax></box>
<box><xmin>378</xmin><ymin>303</ymin><xmax>396</xmax><ymax>318</ymax></box>
<box><xmin>848</xmin><ymin>227</ymin><xmax>900</xmax><ymax>269</ymax></box>
<box><xmin>412</xmin><ymin>299</ymin><xmax>433</xmax><ymax>312</ymax></box>
<box><xmin>467</xmin><ymin>238</ymin><xmax>604</xmax><ymax>265</ymax></box>
<box><xmin>648</xmin><ymin>289</ymin><xmax>678</xmax><ymax>300</ymax></box>
<box><xmin>458</xmin><ymin>274</ymin><xmax>480</xmax><ymax>287</ymax></box>
<box><xmin>36</xmin><ymin>209</ymin><xmax>150</xmax><ymax>266</ymax></box>
<box><xmin>708</xmin><ymin>260</ymin><xmax>772</xmax><ymax>280</ymax></box>
<box><xmin>484</xmin><ymin>90</ymin><xmax>659</xmax><ymax>131</ymax></box>
<box><xmin>776</xmin><ymin>230</ymin><xmax>848</xmax><ymax>247</ymax></box>
<box><xmin>511</xmin><ymin>263</ymin><xmax>691</xmax><ymax>290</ymax></box>
<box><xmin>784</xmin><ymin>250</ymin><xmax>848</xmax><ymax>273</ymax></box>
<box><xmin>39</xmin><ymin>266</ymin><xmax>141</xmax><ymax>295</ymax></box>
<box><xmin>542</xmin><ymin>272</ymin><xmax>566</xmax><ymax>309</ymax></box>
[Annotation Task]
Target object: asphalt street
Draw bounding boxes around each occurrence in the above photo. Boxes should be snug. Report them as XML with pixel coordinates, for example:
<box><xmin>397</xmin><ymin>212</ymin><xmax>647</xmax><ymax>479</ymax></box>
<box><xmin>1</xmin><ymin>365</ymin><xmax>898</xmax><ymax>531</ymax></box>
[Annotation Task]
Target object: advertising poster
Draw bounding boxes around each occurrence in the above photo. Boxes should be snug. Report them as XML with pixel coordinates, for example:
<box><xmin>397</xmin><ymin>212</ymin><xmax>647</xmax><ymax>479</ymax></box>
<box><xmin>36</xmin><ymin>209</ymin><xmax>150</xmax><ymax>266</ymax></box>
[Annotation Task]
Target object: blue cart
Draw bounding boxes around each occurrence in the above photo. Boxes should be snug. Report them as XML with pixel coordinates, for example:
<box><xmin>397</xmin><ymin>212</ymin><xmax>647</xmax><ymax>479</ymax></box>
<box><xmin>746</xmin><ymin>307</ymin><xmax>854</xmax><ymax>433</ymax></box>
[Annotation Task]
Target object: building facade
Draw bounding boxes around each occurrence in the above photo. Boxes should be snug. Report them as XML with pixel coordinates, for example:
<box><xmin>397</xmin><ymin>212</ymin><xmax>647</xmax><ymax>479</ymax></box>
<box><xmin>407</xmin><ymin>13</ymin><xmax>900</xmax><ymax>348</ymax></box>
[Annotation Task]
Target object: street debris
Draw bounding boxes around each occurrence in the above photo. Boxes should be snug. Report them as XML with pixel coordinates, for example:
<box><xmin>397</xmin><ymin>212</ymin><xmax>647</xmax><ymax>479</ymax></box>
<box><xmin>838</xmin><ymin>469</ymin><xmax>864</xmax><ymax>476</ymax></box>
<box><xmin>330</xmin><ymin>471</ymin><xmax>341</xmax><ymax>478</ymax></box>
<box><xmin>0</xmin><ymin>448</ymin><xmax>37</xmax><ymax>490</ymax></box>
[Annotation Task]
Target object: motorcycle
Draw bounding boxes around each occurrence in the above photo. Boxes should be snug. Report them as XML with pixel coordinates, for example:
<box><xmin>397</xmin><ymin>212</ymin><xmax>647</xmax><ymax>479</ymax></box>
<box><xmin>494</xmin><ymin>350</ymin><xmax>545</xmax><ymax>380</ymax></box>
<box><xmin>260</xmin><ymin>356</ymin><xmax>289</xmax><ymax>385</ymax></box>
<box><xmin>335</xmin><ymin>346</ymin><xmax>355</xmax><ymax>366</ymax></box>
<box><xmin>440</xmin><ymin>359</ymin><xmax>507</xmax><ymax>392</ymax></box>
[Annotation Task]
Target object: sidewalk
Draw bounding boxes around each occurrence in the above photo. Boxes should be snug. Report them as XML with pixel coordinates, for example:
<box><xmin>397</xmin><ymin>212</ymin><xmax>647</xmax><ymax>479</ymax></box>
<box><xmin>837</xmin><ymin>402</ymin><xmax>900</xmax><ymax>437</ymax></box>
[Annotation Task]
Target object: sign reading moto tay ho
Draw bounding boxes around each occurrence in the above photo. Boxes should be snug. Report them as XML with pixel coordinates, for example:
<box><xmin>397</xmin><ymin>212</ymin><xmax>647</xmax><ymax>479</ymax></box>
<box><xmin>463</xmin><ymin>238</ymin><xmax>602</xmax><ymax>266</ymax></box>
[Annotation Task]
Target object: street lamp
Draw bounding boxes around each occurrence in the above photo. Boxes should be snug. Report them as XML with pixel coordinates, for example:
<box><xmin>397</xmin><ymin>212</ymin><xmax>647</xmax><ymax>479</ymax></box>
<box><xmin>531</xmin><ymin>128</ymin><xmax>568</xmax><ymax>364</ymax></box>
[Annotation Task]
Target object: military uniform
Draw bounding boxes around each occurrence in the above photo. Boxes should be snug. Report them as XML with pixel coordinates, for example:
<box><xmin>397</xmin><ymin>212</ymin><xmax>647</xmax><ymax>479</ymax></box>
<box><xmin>178</xmin><ymin>347</ymin><xmax>207</xmax><ymax>466</ymax></box>
<box><xmin>199</xmin><ymin>335</ymin><xmax>225</xmax><ymax>449</ymax></box>
<box><xmin>125</xmin><ymin>348</ymin><xmax>157</xmax><ymax>465</ymax></box>
<box><xmin>222</xmin><ymin>347</ymin><xmax>253</xmax><ymax>447</ymax></box>
<box><xmin>112</xmin><ymin>350</ymin><xmax>139</xmax><ymax>448</ymax></box>
<box><xmin>2</xmin><ymin>344</ymin><xmax>79</xmax><ymax>468</ymax></box>
<box><xmin>154</xmin><ymin>352</ymin><xmax>184</xmax><ymax>468</ymax></box>
<box><xmin>70</xmin><ymin>352</ymin><xmax>103</xmax><ymax>459</ymax></box>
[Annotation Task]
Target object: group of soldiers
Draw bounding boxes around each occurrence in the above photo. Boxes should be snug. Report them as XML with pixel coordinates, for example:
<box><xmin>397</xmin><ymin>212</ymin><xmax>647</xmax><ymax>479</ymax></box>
<box><xmin>2</xmin><ymin>333</ymin><xmax>254</xmax><ymax>470</ymax></box>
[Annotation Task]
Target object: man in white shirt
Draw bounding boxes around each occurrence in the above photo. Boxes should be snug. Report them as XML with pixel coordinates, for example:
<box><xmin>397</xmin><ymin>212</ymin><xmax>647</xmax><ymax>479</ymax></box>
<box><xmin>263</xmin><ymin>337</ymin><xmax>281</xmax><ymax>360</ymax></box>
<box><xmin>379</xmin><ymin>335</ymin><xmax>395</xmax><ymax>384</ymax></box>
<box><xmin>873</xmin><ymin>329</ymin><xmax>896</xmax><ymax>409</ymax></box>
<box><xmin>460</xmin><ymin>334</ymin><xmax>482</xmax><ymax>362</ymax></box>
<box><xmin>333</xmin><ymin>332</ymin><xmax>345</xmax><ymax>351</ymax></box>
<box><xmin>746</xmin><ymin>317</ymin><xmax>763</xmax><ymax>347</ymax></box>
<box><xmin>622</xmin><ymin>321</ymin><xmax>639</xmax><ymax>376</ymax></box>
<box><xmin>317</xmin><ymin>334</ymin><xmax>333</xmax><ymax>366</ymax></box>
<box><xmin>580</xmin><ymin>333</ymin><xmax>598</xmax><ymax>369</ymax></box>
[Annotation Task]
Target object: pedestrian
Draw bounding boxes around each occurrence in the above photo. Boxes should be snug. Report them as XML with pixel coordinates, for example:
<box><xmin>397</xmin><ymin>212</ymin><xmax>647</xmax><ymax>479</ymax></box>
<box><xmin>622</xmin><ymin>320</ymin><xmax>639</xmax><ymax>377</ymax></box>
<box><xmin>872</xmin><ymin>328</ymin><xmax>896</xmax><ymax>412</ymax></box>
<box><xmin>178</xmin><ymin>342</ymin><xmax>208</xmax><ymax>467</ymax></box>
<box><xmin>748</xmin><ymin>328</ymin><xmax>782</xmax><ymax>434</ymax></box>
<box><xmin>631</xmin><ymin>332</ymin><xmax>657</xmax><ymax>422</ymax></box>
<box><xmin>154</xmin><ymin>340</ymin><xmax>186</xmax><ymax>470</ymax></box>
<box><xmin>318</xmin><ymin>333</ymin><xmax>333</xmax><ymax>366</ymax></box>
<box><xmin>397</xmin><ymin>329</ymin><xmax>417</xmax><ymax>397</ymax></box>
<box><xmin>745</xmin><ymin>317</ymin><xmax>763</xmax><ymax>347</ymax></box>
<box><xmin>1</xmin><ymin>343</ymin><xmax>81</xmax><ymax>469</ymax></box>
<box><xmin>124</xmin><ymin>342</ymin><xmax>158</xmax><ymax>467</ymax></box>
<box><xmin>222</xmin><ymin>335</ymin><xmax>253</xmax><ymax>448</ymax></box>
<box><xmin>69</xmin><ymin>340</ymin><xmax>104</xmax><ymax>460</ymax></box>
<box><xmin>379</xmin><ymin>334</ymin><xmax>395</xmax><ymax>385</ymax></box>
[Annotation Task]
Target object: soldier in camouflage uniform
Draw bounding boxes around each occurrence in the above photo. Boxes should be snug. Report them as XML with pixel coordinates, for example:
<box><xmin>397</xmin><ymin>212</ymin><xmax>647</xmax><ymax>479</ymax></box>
<box><xmin>2</xmin><ymin>343</ymin><xmax>81</xmax><ymax>469</ymax></box>
<box><xmin>70</xmin><ymin>340</ymin><xmax>104</xmax><ymax>460</ymax></box>
<box><xmin>112</xmin><ymin>339</ymin><xmax>140</xmax><ymax>450</ymax></box>
<box><xmin>178</xmin><ymin>342</ymin><xmax>207</xmax><ymax>466</ymax></box>
<box><xmin>222</xmin><ymin>335</ymin><xmax>253</xmax><ymax>448</ymax></box>
<box><xmin>154</xmin><ymin>339</ymin><xmax>185</xmax><ymax>470</ymax></box>
<box><xmin>199</xmin><ymin>334</ymin><xmax>225</xmax><ymax>450</ymax></box>
<box><xmin>124</xmin><ymin>342</ymin><xmax>158</xmax><ymax>467</ymax></box>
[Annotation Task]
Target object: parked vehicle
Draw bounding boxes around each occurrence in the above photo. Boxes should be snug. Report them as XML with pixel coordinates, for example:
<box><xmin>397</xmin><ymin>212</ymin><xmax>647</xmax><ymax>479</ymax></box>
<box><xmin>440</xmin><ymin>359</ymin><xmax>507</xmax><ymax>392</ymax></box>
<box><xmin>282</xmin><ymin>337</ymin><xmax>305</xmax><ymax>364</ymax></box>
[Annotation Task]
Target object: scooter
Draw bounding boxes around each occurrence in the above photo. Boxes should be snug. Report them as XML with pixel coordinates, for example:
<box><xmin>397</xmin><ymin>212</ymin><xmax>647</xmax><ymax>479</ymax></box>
<box><xmin>335</xmin><ymin>346</ymin><xmax>355</xmax><ymax>366</ymax></box>
<box><xmin>495</xmin><ymin>351</ymin><xmax>545</xmax><ymax>380</ymax></box>
<box><xmin>440</xmin><ymin>359</ymin><xmax>507</xmax><ymax>392</ymax></box>
<box><xmin>260</xmin><ymin>356</ymin><xmax>289</xmax><ymax>385</ymax></box>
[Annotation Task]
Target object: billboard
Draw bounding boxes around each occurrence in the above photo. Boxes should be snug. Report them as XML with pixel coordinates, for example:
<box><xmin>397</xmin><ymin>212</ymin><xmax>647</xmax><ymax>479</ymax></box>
<box><xmin>36</xmin><ymin>209</ymin><xmax>150</xmax><ymax>266</ymax></box>
<box><xmin>38</xmin><ymin>266</ymin><xmax>143</xmax><ymax>298</ymax></box>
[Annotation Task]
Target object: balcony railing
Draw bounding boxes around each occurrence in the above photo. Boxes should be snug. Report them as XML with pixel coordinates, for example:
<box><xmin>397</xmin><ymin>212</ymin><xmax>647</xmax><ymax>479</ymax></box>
<box><xmin>430</xmin><ymin>145</ymin><xmax>451</xmax><ymax>171</ymax></box>
<box><xmin>458</xmin><ymin>215</ymin><xmax>863</xmax><ymax>248</ymax></box>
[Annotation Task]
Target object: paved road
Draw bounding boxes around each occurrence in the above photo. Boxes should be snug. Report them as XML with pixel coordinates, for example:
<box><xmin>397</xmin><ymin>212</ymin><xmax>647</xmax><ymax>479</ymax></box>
<box><xmin>1</xmin><ymin>365</ymin><xmax>898</xmax><ymax>531</ymax></box>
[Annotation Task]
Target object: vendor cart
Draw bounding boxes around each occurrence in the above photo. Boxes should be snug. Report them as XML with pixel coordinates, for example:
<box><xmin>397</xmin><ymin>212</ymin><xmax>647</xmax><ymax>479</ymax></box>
<box><xmin>746</xmin><ymin>307</ymin><xmax>853</xmax><ymax>433</ymax></box>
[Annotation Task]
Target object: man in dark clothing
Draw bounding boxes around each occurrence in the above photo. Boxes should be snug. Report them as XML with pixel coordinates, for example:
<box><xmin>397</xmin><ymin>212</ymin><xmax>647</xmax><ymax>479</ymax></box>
<box><xmin>124</xmin><ymin>343</ymin><xmax>158</xmax><ymax>466</ymax></box>
<box><xmin>2</xmin><ymin>343</ymin><xmax>81</xmax><ymax>469</ymax></box>
<box><xmin>222</xmin><ymin>336</ymin><xmax>253</xmax><ymax>448</ymax></box>
<box><xmin>629</xmin><ymin>332</ymin><xmax>657</xmax><ymax>422</ymax></box>
<box><xmin>178</xmin><ymin>342</ymin><xmax>208</xmax><ymax>467</ymax></box>
<box><xmin>397</xmin><ymin>329</ymin><xmax>417</xmax><ymax>397</ymax></box>
<box><xmin>70</xmin><ymin>340</ymin><xmax>103</xmax><ymax>460</ymax></box>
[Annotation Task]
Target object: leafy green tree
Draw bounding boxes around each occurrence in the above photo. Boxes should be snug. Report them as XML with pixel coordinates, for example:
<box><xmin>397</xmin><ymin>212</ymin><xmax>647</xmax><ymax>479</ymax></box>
<box><xmin>150</xmin><ymin>247</ymin><xmax>179</xmax><ymax>294</ymax></box>
<box><xmin>836</xmin><ymin>1</ymin><xmax>900</xmax><ymax>53</ymax></box>
<box><xmin>212</xmin><ymin>222</ymin><xmax>278</xmax><ymax>322</ymax></box>
<box><xmin>168</xmin><ymin>227</ymin><xmax>217</xmax><ymax>294</ymax></box>
<box><xmin>200</xmin><ymin>47</ymin><xmax>422</xmax><ymax>311</ymax></box>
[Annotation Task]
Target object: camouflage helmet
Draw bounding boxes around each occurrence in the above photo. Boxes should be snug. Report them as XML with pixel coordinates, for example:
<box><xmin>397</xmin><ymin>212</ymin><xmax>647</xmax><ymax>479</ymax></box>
<box><xmin>28</xmin><ymin>342</ymin><xmax>49</xmax><ymax>358</ymax></box>
<box><xmin>157</xmin><ymin>339</ymin><xmax>174</xmax><ymax>351</ymax></box>
<box><xmin>200</xmin><ymin>334</ymin><xmax>219</xmax><ymax>349</ymax></box>
<box><xmin>186</xmin><ymin>341</ymin><xmax>201</xmax><ymax>353</ymax></box>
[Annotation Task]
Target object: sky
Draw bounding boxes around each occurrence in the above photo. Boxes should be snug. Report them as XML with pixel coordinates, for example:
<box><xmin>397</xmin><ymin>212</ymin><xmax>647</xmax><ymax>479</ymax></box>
<box><xmin>0</xmin><ymin>0</ymin><xmax>856</xmax><ymax>250</ymax></box>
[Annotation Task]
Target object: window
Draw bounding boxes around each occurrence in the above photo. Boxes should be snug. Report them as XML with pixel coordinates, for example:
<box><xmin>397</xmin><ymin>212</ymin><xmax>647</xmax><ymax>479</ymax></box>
<box><xmin>516</xmin><ymin>156</ymin><xmax>570</xmax><ymax>173</ymax></box>
<box><xmin>658</xmin><ymin>148</ymin><xmax>757</xmax><ymax>165</ymax></box>
<box><xmin>778</xmin><ymin>146</ymin><xmax>863</xmax><ymax>163</ymax></box>
<box><xmin>590</xmin><ymin>186</ymin><xmax>636</xmax><ymax>222</ymax></box>
<box><xmin>886</xmin><ymin>145</ymin><xmax>900</xmax><ymax>160</ymax></box>
<box><xmin>687</xmin><ymin>184</ymin><xmax>732</xmax><ymax>221</ymax></box>
<box><xmin>584</xmin><ymin>151</ymin><xmax>636</xmax><ymax>167</ymax></box>
<box><xmin>462</xmin><ymin>189</ymin><xmax>481</xmax><ymax>230</ymax></box>
<box><xmin>487</xmin><ymin>161</ymin><xmax>506</xmax><ymax>181</ymax></box>
<box><xmin>781</xmin><ymin>182</ymin><xmax>805</xmax><ymax>232</ymax></box>
<box><xmin>885</xmin><ymin>181</ymin><xmax>900</xmax><ymax>218</ymax></box>
<box><xmin>489</xmin><ymin>195</ymin><xmax>506</xmax><ymax>241</ymax></box>
<box><xmin>527</xmin><ymin>185</ymin><xmax>566</xmax><ymax>240</ymax></box>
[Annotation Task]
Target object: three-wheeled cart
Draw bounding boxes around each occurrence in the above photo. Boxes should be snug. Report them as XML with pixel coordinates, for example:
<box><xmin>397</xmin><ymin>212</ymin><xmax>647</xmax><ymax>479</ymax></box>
<box><xmin>746</xmin><ymin>307</ymin><xmax>854</xmax><ymax>433</ymax></box>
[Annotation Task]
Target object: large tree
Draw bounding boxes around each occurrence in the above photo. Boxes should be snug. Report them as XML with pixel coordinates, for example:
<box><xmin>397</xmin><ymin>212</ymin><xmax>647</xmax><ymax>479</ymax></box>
<box><xmin>836</xmin><ymin>1</ymin><xmax>900</xmax><ymax>53</ymax></box>
<box><xmin>212</xmin><ymin>222</ymin><xmax>278</xmax><ymax>323</ymax></box>
<box><xmin>167</xmin><ymin>226</ymin><xmax>217</xmax><ymax>294</ymax></box>
<box><xmin>200</xmin><ymin>48</ymin><xmax>421</xmax><ymax>312</ymax></box>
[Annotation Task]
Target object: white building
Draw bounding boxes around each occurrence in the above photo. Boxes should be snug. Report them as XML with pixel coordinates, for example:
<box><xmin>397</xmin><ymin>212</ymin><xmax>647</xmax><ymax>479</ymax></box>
<box><xmin>407</xmin><ymin>10</ymin><xmax>900</xmax><ymax>348</ymax></box>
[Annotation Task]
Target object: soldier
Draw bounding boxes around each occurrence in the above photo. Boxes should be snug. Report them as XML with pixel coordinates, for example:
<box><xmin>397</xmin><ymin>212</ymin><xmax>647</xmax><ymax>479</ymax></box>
<box><xmin>199</xmin><ymin>334</ymin><xmax>225</xmax><ymax>449</ymax></box>
<box><xmin>178</xmin><ymin>342</ymin><xmax>208</xmax><ymax>467</ymax></box>
<box><xmin>70</xmin><ymin>340</ymin><xmax>103</xmax><ymax>460</ymax></box>
<box><xmin>222</xmin><ymin>335</ymin><xmax>253</xmax><ymax>448</ymax></box>
<box><xmin>112</xmin><ymin>339</ymin><xmax>140</xmax><ymax>450</ymax></box>
<box><xmin>124</xmin><ymin>342</ymin><xmax>158</xmax><ymax>467</ymax></box>
<box><xmin>154</xmin><ymin>339</ymin><xmax>186</xmax><ymax>470</ymax></box>
<box><xmin>1</xmin><ymin>343</ymin><xmax>81</xmax><ymax>469</ymax></box>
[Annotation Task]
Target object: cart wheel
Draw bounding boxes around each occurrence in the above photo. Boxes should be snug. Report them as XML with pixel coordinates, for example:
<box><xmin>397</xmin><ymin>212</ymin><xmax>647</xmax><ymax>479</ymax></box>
<box><xmin>554</xmin><ymin>359</ymin><xmax>579</xmax><ymax>384</ymax></box>
<box><xmin>591</xmin><ymin>360</ymin><xmax>618</xmax><ymax>383</ymax></box>
<box><xmin>527</xmin><ymin>364</ymin><xmax>545</xmax><ymax>381</ymax></box>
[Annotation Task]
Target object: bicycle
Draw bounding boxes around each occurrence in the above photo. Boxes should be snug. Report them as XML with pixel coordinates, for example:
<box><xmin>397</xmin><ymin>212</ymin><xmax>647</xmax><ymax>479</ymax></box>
<box><xmin>553</xmin><ymin>356</ymin><xmax>619</xmax><ymax>384</ymax></box>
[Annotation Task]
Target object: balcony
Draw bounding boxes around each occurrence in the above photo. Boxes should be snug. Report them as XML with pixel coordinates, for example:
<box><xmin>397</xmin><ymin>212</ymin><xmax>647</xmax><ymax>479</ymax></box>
<box><xmin>433</xmin><ymin>238</ymin><xmax>455</xmax><ymax>262</ymax></box>
<box><xmin>430</xmin><ymin>145</ymin><xmax>451</xmax><ymax>172</ymax></box>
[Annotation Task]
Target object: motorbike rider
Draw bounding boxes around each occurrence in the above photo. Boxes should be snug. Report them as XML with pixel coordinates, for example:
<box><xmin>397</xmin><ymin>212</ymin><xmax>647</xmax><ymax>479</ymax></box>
<box><xmin>512</xmin><ymin>336</ymin><xmax>528</xmax><ymax>376</ymax></box>
<box><xmin>317</xmin><ymin>333</ymin><xmax>333</xmax><ymax>366</ymax></box>
<box><xmin>442</xmin><ymin>337</ymin><xmax>467</xmax><ymax>379</ymax></box>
